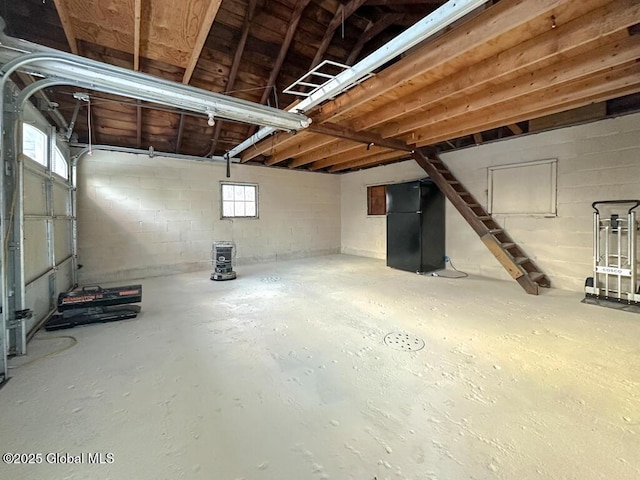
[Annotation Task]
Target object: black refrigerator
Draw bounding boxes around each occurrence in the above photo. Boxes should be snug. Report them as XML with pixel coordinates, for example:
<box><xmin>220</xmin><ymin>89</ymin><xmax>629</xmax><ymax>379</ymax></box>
<box><xmin>386</xmin><ymin>179</ymin><xmax>445</xmax><ymax>274</ymax></box>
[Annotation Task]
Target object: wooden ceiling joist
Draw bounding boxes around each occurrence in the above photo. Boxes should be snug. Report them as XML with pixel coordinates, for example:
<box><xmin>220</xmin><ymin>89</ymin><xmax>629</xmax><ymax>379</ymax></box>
<box><xmin>133</xmin><ymin>0</ymin><xmax>142</xmax><ymax>71</ymax></box>
<box><xmin>309</xmin><ymin>0</ymin><xmax>367</xmax><ymax>70</ymax></box>
<box><xmin>307</xmin><ymin>122</ymin><xmax>410</xmax><ymax>151</ymax></box>
<box><xmin>240</xmin><ymin>131</ymin><xmax>302</xmax><ymax>162</ymax></box>
<box><xmin>313</xmin><ymin>0</ymin><xmax>599</xmax><ymax>123</ymax></box>
<box><xmin>381</xmin><ymin>35</ymin><xmax>640</xmax><ymax>138</ymax></box>
<box><xmin>349</xmin><ymin>0</ymin><xmax>639</xmax><ymax>132</ymax></box>
<box><xmin>328</xmin><ymin>150</ymin><xmax>409</xmax><ymax>173</ymax></box>
<box><xmin>182</xmin><ymin>0</ymin><xmax>224</xmax><ymax>84</ymax></box>
<box><xmin>259</xmin><ymin>0</ymin><xmax>312</xmax><ymax>105</ymax></box>
<box><xmin>210</xmin><ymin>0</ymin><xmax>258</xmax><ymax>155</ymax></box>
<box><xmin>507</xmin><ymin>123</ymin><xmax>523</xmax><ymax>135</ymax></box>
<box><xmin>409</xmin><ymin>62</ymin><xmax>640</xmax><ymax>147</ymax></box>
<box><xmin>345</xmin><ymin>15</ymin><xmax>402</xmax><ymax>65</ymax></box>
<box><xmin>175</xmin><ymin>114</ymin><xmax>186</xmax><ymax>153</ymax></box>
<box><xmin>265</xmin><ymin>134</ymin><xmax>336</xmax><ymax>166</ymax></box>
<box><xmin>311</xmin><ymin>144</ymin><xmax>392</xmax><ymax>170</ymax></box>
<box><xmin>136</xmin><ymin>102</ymin><xmax>142</xmax><ymax>148</ymax></box>
<box><xmin>52</xmin><ymin>0</ymin><xmax>79</xmax><ymax>54</ymax></box>
<box><xmin>288</xmin><ymin>138</ymin><xmax>364</xmax><ymax>168</ymax></box>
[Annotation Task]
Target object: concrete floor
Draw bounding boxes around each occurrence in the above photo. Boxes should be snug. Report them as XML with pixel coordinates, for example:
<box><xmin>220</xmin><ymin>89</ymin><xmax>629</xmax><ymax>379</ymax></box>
<box><xmin>1</xmin><ymin>254</ymin><xmax>639</xmax><ymax>480</ymax></box>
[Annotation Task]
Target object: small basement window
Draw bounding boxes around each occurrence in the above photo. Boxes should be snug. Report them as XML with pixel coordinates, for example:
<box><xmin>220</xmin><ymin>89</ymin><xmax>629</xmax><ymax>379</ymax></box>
<box><xmin>52</xmin><ymin>146</ymin><xmax>69</xmax><ymax>180</ymax></box>
<box><xmin>221</xmin><ymin>182</ymin><xmax>258</xmax><ymax>219</ymax></box>
<box><xmin>367</xmin><ymin>185</ymin><xmax>387</xmax><ymax>215</ymax></box>
<box><xmin>22</xmin><ymin>123</ymin><xmax>47</xmax><ymax>166</ymax></box>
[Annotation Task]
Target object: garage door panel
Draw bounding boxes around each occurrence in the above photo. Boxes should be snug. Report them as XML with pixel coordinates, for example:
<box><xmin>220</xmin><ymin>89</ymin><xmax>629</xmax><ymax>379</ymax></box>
<box><xmin>25</xmin><ymin>276</ymin><xmax>51</xmax><ymax>333</ymax></box>
<box><xmin>24</xmin><ymin>221</ymin><xmax>50</xmax><ymax>284</ymax></box>
<box><xmin>52</xmin><ymin>182</ymin><xmax>70</xmax><ymax>216</ymax></box>
<box><xmin>56</xmin><ymin>261</ymin><xmax>73</xmax><ymax>297</ymax></box>
<box><xmin>24</xmin><ymin>169</ymin><xmax>47</xmax><ymax>215</ymax></box>
<box><xmin>54</xmin><ymin>219</ymin><xmax>72</xmax><ymax>261</ymax></box>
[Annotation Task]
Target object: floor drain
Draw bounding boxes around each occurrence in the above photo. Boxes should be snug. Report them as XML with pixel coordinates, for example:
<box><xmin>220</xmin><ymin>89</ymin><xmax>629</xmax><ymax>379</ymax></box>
<box><xmin>261</xmin><ymin>276</ymin><xmax>280</xmax><ymax>283</ymax></box>
<box><xmin>383</xmin><ymin>332</ymin><xmax>425</xmax><ymax>352</ymax></box>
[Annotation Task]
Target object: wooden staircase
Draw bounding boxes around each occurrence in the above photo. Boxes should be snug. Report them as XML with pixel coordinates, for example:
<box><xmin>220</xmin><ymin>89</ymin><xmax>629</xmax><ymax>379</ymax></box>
<box><xmin>412</xmin><ymin>149</ymin><xmax>550</xmax><ymax>295</ymax></box>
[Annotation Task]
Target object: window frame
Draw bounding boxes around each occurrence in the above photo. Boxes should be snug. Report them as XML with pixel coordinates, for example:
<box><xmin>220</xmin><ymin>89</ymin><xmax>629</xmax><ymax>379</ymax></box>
<box><xmin>22</xmin><ymin>123</ymin><xmax>48</xmax><ymax>167</ymax></box>
<box><xmin>52</xmin><ymin>146</ymin><xmax>69</xmax><ymax>180</ymax></box>
<box><xmin>367</xmin><ymin>184</ymin><xmax>387</xmax><ymax>216</ymax></box>
<box><xmin>220</xmin><ymin>181</ymin><xmax>259</xmax><ymax>219</ymax></box>
<box><xmin>487</xmin><ymin>158</ymin><xmax>558</xmax><ymax>216</ymax></box>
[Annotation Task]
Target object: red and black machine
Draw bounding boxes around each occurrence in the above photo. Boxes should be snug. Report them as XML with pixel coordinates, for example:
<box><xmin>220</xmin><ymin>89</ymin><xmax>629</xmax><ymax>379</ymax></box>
<box><xmin>44</xmin><ymin>285</ymin><xmax>142</xmax><ymax>331</ymax></box>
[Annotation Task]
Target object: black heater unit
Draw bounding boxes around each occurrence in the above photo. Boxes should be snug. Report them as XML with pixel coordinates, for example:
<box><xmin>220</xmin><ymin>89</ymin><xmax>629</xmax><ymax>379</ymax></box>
<box><xmin>386</xmin><ymin>178</ymin><xmax>445</xmax><ymax>274</ymax></box>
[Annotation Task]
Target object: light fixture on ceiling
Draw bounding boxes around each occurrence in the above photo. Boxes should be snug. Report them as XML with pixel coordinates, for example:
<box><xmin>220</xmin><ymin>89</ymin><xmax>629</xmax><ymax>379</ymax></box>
<box><xmin>206</xmin><ymin>110</ymin><xmax>216</xmax><ymax>127</ymax></box>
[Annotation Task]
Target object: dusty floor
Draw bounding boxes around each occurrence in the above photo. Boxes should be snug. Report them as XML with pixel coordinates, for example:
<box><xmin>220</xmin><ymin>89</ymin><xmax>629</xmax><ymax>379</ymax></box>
<box><xmin>1</xmin><ymin>254</ymin><xmax>639</xmax><ymax>480</ymax></box>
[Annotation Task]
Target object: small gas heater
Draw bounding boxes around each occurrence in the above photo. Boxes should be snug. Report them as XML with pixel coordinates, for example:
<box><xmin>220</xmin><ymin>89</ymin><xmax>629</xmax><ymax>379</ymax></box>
<box><xmin>211</xmin><ymin>241</ymin><xmax>237</xmax><ymax>281</ymax></box>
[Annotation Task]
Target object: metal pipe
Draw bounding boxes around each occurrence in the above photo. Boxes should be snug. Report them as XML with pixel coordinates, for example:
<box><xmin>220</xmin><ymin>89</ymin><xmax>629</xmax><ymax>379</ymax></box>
<box><xmin>632</xmin><ymin>211</ymin><xmax>637</xmax><ymax>301</ymax></box>
<box><xmin>227</xmin><ymin>0</ymin><xmax>489</xmax><ymax>158</ymax></box>
<box><xmin>0</xmin><ymin>51</ymin><xmax>310</xmax><ymax>133</ymax></box>
<box><xmin>618</xmin><ymin>214</ymin><xmax>622</xmax><ymax>297</ymax></box>
<box><xmin>593</xmin><ymin>211</ymin><xmax>599</xmax><ymax>292</ymax></box>
<box><xmin>605</xmin><ymin>224</ymin><xmax>610</xmax><ymax>297</ymax></box>
<box><xmin>70</xmin><ymin>144</ymin><xmax>234</xmax><ymax>165</ymax></box>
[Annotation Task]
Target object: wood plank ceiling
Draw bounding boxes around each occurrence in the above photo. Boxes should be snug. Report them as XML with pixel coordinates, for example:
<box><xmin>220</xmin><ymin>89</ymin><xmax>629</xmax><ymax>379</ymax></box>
<box><xmin>3</xmin><ymin>0</ymin><xmax>640</xmax><ymax>173</ymax></box>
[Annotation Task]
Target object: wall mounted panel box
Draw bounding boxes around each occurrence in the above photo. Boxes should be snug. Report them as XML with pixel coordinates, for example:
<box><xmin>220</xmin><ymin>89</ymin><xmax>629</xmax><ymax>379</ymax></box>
<box><xmin>44</xmin><ymin>285</ymin><xmax>143</xmax><ymax>330</ymax></box>
<box><xmin>584</xmin><ymin>200</ymin><xmax>640</xmax><ymax>313</ymax></box>
<box><xmin>211</xmin><ymin>241</ymin><xmax>237</xmax><ymax>281</ymax></box>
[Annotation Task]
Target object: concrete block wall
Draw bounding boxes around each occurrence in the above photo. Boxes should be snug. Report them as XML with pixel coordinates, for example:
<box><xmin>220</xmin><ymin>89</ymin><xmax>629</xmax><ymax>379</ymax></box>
<box><xmin>77</xmin><ymin>151</ymin><xmax>340</xmax><ymax>283</ymax></box>
<box><xmin>340</xmin><ymin>112</ymin><xmax>640</xmax><ymax>292</ymax></box>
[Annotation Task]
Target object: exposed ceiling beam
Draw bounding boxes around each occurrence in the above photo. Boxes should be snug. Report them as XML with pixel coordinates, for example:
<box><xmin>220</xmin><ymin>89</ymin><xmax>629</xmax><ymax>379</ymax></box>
<box><xmin>259</xmin><ymin>0</ymin><xmax>312</xmax><ymax>105</ymax></box>
<box><xmin>175</xmin><ymin>114</ymin><xmax>186</xmax><ymax>153</ymax></box>
<box><xmin>240</xmin><ymin>131</ymin><xmax>300</xmax><ymax>163</ymax></box>
<box><xmin>134</xmin><ymin>0</ymin><xmax>142</xmax><ymax>71</ymax></box>
<box><xmin>313</xmin><ymin>0</ymin><xmax>587</xmax><ymax>123</ymax></box>
<box><xmin>134</xmin><ymin>0</ymin><xmax>142</xmax><ymax>152</ymax></box>
<box><xmin>350</xmin><ymin>0</ymin><xmax>639</xmax><ymax>132</ymax></box>
<box><xmin>311</xmin><ymin>144</ymin><xmax>391</xmax><ymax>170</ymax></box>
<box><xmin>507</xmin><ymin>123</ymin><xmax>523</xmax><ymax>135</ymax></box>
<box><xmin>310</xmin><ymin>0</ymin><xmax>367</xmax><ymax>70</ymax></box>
<box><xmin>264</xmin><ymin>134</ymin><xmax>335</xmax><ymax>166</ymax></box>
<box><xmin>182</xmin><ymin>0</ymin><xmax>224</xmax><ymax>84</ymax></box>
<box><xmin>379</xmin><ymin>35</ymin><xmax>640</xmax><ymax>138</ymax></box>
<box><xmin>328</xmin><ymin>150</ymin><xmax>408</xmax><ymax>173</ymax></box>
<box><xmin>52</xmin><ymin>0</ymin><xmax>79</xmax><ymax>54</ymax></box>
<box><xmin>288</xmin><ymin>139</ymin><xmax>363</xmax><ymax>168</ymax></box>
<box><xmin>210</xmin><ymin>0</ymin><xmax>258</xmax><ymax>154</ymax></box>
<box><xmin>408</xmin><ymin>62</ymin><xmax>640</xmax><ymax>147</ymax></box>
<box><xmin>365</xmin><ymin>0</ymin><xmax>443</xmax><ymax>5</ymax></box>
<box><xmin>307</xmin><ymin>122</ymin><xmax>410</xmax><ymax>151</ymax></box>
<box><xmin>136</xmin><ymin>101</ymin><xmax>142</xmax><ymax>148</ymax></box>
<box><xmin>346</xmin><ymin>15</ymin><xmax>401</xmax><ymax>65</ymax></box>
